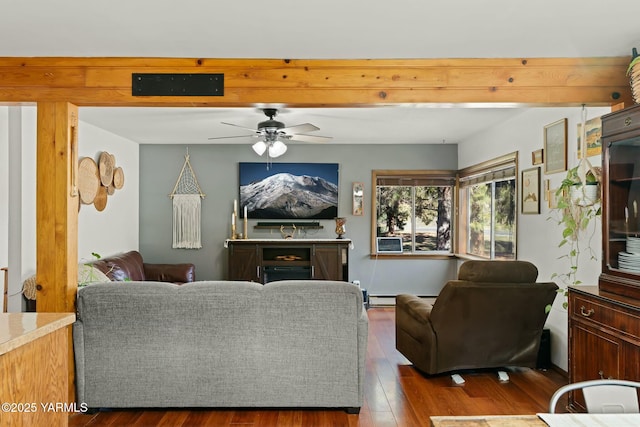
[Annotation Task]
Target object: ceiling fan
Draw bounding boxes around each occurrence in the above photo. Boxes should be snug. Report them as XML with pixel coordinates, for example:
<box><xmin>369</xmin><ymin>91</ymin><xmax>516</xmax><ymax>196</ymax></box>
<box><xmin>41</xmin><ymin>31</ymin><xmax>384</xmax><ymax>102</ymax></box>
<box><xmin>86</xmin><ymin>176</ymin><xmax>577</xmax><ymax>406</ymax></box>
<box><xmin>208</xmin><ymin>108</ymin><xmax>332</xmax><ymax>158</ymax></box>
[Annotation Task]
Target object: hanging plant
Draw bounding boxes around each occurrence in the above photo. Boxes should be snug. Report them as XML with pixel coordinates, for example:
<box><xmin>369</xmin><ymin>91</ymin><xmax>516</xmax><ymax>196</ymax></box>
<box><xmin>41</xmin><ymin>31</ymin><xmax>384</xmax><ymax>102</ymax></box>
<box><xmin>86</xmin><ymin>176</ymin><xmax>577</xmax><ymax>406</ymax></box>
<box><xmin>547</xmin><ymin>107</ymin><xmax>602</xmax><ymax>310</ymax></box>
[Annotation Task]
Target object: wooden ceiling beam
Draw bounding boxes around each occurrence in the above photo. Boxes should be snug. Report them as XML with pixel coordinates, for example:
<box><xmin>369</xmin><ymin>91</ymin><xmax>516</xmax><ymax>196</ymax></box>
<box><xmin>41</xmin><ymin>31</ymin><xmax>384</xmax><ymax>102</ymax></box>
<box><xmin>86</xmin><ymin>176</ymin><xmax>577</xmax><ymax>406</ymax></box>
<box><xmin>0</xmin><ymin>56</ymin><xmax>633</xmax><ymax>107</ymax></box>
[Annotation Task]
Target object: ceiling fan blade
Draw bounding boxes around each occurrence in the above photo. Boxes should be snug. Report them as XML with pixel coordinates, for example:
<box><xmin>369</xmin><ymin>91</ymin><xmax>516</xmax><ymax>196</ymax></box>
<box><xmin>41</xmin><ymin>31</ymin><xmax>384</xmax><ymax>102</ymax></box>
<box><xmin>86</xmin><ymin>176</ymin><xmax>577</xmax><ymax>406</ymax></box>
<box><xmin>287</xmin><ymin>134</ymin><xmax>333</xmax><ymax>143</ymax></box>
<box><xmin>281</xmin><ymin>123</ymin><xmax>319</xmax><ymax>134</ymax></box>
<box><xmin>208</xmin><ymin>134</ymin><xmax>258</xmax><ymax>140</ymax></box>
<box><xmin>221</xmin><ymin>122</ymin><xmax>260</xmax><ymax>133</ymax></box>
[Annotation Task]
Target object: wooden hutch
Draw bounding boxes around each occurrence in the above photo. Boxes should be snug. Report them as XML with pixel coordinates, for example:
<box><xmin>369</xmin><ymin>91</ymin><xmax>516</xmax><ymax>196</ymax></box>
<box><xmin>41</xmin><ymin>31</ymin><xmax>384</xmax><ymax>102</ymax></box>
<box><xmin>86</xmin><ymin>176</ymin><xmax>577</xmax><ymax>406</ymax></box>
<box><xmin>568</xmin><ymin>104</ymin><xmax>640</xmax><ymax>410</ymax></box>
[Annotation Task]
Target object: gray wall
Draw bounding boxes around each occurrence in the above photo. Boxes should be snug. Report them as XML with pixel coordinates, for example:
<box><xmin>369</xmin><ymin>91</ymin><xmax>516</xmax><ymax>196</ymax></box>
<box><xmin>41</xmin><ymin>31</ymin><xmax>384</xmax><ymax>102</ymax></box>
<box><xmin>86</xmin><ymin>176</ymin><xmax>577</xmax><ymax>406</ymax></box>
<box><xmin>140</xmin><ymin>143</ymin><xmax>458</xmax><ymax>296</ymax></box>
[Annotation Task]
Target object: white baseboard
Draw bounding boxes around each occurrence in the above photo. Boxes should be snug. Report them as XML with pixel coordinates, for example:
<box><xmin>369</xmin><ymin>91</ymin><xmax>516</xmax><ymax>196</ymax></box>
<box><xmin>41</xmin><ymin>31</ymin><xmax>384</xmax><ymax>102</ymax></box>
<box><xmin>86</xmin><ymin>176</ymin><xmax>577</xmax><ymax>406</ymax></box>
<box><xmin>369</xmin><ymin>295</ymin><xmax>437</xmax><ymax>306</ymax></box>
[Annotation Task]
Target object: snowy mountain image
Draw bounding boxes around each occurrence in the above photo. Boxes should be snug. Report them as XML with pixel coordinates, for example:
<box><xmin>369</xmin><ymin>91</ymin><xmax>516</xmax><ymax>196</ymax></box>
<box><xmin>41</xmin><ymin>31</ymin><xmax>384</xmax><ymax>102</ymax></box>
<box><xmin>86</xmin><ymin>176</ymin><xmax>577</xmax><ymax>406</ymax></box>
<box><xmin>241</xmin><ymin>172</ymin><xmax>338</xmax><ymax>219</ymax></box>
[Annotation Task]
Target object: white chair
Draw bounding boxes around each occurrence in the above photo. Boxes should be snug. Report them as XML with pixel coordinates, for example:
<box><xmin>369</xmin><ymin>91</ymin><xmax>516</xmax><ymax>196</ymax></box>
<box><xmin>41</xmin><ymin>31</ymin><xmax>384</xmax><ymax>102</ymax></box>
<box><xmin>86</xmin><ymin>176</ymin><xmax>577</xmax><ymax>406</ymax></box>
<box><xmin>549</xmin><ymin>379</ymin><xmax>640</xmax><ymax>413</ymax></box>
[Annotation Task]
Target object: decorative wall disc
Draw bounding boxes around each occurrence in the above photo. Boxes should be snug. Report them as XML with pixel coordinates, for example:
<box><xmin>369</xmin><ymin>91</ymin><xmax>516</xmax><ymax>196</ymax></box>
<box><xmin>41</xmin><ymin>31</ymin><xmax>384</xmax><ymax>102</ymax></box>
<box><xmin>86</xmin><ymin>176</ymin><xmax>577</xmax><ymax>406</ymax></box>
<box><xmin>113</xmin><ymin>167</ymin><xmax>125</xmax><ymax>189</ymax></box>
<box><xmin>94</xmin><ymin>185</ymin><xmax>108</xmax><ymax>211</ymax></box>
<box><xmin>99</xmin><ymin>151</ymin><xmax>115</xmax><ymax>187</ymax></box>
<box><xmin>78</xmin><ymin>157</ymin><xmax>100</xmax><ymax>204</ymax></box>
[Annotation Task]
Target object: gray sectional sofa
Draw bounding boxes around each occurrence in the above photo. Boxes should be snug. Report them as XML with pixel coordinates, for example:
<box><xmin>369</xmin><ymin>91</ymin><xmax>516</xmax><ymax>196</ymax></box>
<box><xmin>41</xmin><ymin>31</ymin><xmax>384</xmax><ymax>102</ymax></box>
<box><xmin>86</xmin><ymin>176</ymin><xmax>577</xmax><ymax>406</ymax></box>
<box><xmin>73</xmin><ymin>280</ymin><xmax>368</xmax><ymax>413</ymax></box>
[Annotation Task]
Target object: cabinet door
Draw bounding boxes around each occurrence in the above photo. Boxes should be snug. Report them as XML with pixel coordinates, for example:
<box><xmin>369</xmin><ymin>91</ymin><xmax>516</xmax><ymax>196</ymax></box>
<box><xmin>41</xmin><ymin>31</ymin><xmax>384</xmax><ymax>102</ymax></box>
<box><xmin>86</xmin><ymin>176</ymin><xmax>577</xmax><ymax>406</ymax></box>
<box><xmin>569</xmin><ymin>322</ymin><xmax>622</xmax><ymax>411</ymax></box>
<box><xmin>312</xmin><ymin>244</ymin><xmax>341</xmax><ymax>280</ymax></box>
<box><xmin>228</xmin><ymin>244</ymin><xmax>261</xmax><ymax>282</ymax></box>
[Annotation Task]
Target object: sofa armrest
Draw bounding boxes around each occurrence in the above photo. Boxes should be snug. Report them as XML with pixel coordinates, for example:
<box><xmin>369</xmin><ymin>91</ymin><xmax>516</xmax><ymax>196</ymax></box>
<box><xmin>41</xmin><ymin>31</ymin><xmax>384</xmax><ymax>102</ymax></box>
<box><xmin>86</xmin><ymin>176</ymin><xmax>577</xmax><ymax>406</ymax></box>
<box><xmin>396</xmin><ymin>294</ymin><xmax>433</xmax><ymax>325</ymax></box>
<box><xmin>395</xmin><ymin>294</ymin><xmax>438</xmax><ymax>374</ymax></box>
<box><xmin>72</xmin><ymin>321</ymin><xmax>86</xmax><ymax>404</ymax></box>
<box><xmin>143</xmin><ymin>263</ymin><xmax>195</xmax><ymax>283</ymax></box>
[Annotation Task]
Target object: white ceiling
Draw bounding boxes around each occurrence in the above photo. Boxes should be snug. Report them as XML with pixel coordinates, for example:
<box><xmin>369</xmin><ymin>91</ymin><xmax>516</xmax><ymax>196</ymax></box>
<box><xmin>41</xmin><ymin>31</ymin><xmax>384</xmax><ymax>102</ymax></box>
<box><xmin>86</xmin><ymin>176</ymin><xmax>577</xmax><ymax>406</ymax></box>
<box><xmin>2</xmin><ymin>0</ymin><xmax>639</xmax><ymax>145</ymax></box>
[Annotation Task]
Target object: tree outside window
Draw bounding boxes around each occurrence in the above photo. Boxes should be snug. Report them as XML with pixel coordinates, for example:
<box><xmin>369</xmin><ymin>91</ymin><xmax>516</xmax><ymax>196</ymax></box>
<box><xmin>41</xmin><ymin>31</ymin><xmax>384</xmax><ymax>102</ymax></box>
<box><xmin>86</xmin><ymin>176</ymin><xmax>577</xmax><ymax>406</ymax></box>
<box><xmin>467</xmin><ymin>179</ymin><xmax>516</xmax><ymax>259</ymax></box>
<box><xmin>459</xmin><ymin>152</ymin><xmax>517</xmax><ymax>260</ymax></box>
<box><xmin>373</xmin><ymin>171</ymin><xmax>455</xmax><ymax>255</ymax></box>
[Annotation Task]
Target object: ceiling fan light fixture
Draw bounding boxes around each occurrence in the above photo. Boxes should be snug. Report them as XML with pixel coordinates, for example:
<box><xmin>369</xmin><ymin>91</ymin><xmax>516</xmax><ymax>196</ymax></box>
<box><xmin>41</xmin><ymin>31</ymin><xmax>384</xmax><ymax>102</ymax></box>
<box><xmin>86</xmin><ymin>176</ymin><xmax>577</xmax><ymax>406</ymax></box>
<box><xmin>252</xmin><ymin>140</ymin><xmax>267</xmax><ymax>156</ymax></box>
<box><xmin>268</xmin><ymin>140</ymin><xmax>287</xmax><ymax>158</ymax></box>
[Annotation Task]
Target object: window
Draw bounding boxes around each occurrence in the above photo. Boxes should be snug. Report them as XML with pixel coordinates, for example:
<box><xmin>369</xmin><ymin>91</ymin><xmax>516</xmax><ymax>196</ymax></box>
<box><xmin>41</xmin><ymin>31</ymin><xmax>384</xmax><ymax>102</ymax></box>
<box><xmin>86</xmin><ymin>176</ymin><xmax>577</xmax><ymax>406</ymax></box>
<box><xmin>457</xmin><ymin>152</ymin><xmax>518</xmax><ymax>260</ymax></box>
<box><xmin>372</xmin><ymin>170</ymin><xmax>456</xmax><ymax>256</ymax></box>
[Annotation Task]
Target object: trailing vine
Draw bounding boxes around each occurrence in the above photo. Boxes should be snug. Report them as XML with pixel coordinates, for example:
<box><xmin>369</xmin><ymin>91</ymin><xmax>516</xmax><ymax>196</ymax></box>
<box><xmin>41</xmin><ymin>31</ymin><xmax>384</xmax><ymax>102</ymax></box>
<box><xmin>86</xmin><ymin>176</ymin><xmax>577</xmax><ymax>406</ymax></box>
<box><xmin>547</xmin><ymin>165</ymin><xmax>601</xmax><ymax>310</ymax></box>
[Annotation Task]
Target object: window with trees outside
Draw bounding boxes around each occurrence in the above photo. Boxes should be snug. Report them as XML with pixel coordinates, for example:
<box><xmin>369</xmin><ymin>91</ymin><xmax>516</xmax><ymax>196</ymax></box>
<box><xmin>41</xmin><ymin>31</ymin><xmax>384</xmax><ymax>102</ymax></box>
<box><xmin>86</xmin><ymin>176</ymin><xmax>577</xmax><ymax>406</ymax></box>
<box><xmin>372</xmin><ymin>170</ymin><xmax>456</xmax><ymax>256</ymax></box>
<box><xmin>457</xmin><ymin>152</ymin><xmax>517</xmax><ymax>260</ymax></box>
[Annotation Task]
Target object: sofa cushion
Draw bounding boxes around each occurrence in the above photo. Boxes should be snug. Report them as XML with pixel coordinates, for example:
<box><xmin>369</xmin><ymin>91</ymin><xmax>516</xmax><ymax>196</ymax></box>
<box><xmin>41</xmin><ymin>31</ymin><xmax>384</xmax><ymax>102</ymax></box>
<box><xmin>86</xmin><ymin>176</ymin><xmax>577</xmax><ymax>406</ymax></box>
<box><xmin>78</xmin><ymin>263</ymin><xmax>111</xmax><ymax>287</ymax></box>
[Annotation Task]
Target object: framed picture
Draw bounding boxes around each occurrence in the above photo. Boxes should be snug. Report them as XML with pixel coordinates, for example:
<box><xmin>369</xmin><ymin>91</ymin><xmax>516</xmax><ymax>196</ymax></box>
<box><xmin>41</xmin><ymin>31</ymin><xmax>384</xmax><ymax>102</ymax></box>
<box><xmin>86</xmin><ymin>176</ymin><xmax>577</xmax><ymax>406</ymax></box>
<box><xmin>532</xmin><ymin>149</ymin><xmax>543</xmax><ymax>165</ymax></box>
<box><xmin>577</xmin><ymin>116</ymin><xmax>602</xmax><ymax>158</ymax></box>
<box><xmin>548</xmin><ymin>187</ymin><xmax>562</xmax><ymax>209</ymax></box>
<box><xmin>239</xmin><ymin>162</ymin><xmax>339</xmax><ymax>220</ymax></box>
<box><xmin>521</xmin><ymin>167</ymin><xmax>540</xmax><ymax>214</ymax></box>
<box><xmin>352</xmin><ymin>182</ymin><xmax>364</xmax><ymax>216</ymax></box>
<box><xmin>543</xmin><ymin>179</ymin><xmax>550</xmax><ymax>201</ymax></box>
<box><xmin>543</xmin><ymin>118</ymin><xmax>568</xmax><ymax>174</ymax></box>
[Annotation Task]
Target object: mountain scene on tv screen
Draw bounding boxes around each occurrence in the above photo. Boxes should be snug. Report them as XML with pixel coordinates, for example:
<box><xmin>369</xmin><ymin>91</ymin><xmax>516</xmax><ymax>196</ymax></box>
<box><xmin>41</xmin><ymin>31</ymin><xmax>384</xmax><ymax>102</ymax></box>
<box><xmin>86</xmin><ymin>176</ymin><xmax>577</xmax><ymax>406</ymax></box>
<box><xmin>241</xmin><ymin>172</ymin><xmax>338</xmax><ymax>219</ymax></box>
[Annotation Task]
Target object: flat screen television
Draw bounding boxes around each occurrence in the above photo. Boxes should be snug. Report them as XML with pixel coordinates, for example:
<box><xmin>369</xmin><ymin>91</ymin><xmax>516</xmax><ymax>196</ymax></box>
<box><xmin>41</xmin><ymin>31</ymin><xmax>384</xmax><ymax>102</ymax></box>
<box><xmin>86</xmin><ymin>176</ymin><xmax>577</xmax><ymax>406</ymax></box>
<box><xmin>239</xmin><ymin>162</ymin><xmax>339</xmax><ymax>220</ymax></box>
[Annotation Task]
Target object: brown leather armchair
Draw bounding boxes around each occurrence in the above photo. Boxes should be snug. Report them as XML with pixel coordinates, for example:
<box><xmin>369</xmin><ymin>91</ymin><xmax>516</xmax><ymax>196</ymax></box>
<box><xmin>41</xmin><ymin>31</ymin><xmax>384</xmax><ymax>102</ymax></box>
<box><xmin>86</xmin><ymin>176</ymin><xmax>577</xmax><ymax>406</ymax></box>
<box><xmin>395</xmin><ymin>260</ymin><xmax>558</xmax><ymax>375</ymax></box>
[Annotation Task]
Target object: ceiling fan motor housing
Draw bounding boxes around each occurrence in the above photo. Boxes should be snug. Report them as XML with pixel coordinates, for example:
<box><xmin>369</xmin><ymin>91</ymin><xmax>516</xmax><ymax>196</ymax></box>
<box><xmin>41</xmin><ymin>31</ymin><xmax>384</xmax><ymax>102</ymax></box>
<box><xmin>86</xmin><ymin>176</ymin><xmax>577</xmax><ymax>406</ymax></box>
<box><xmin>257</xmin><ymin>119</ymin><xmax>285</xmax><ymax>131</ymax></box>
<box><xmin>258</xmin><ymin>108</ymin><xmax>285</xmax><ymax>134</ymax></box>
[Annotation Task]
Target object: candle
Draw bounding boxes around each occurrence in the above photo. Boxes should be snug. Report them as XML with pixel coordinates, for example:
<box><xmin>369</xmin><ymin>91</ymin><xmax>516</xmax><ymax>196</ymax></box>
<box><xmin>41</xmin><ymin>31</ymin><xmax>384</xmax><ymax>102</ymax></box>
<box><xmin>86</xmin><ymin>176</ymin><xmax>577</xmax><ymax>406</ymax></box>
<box><xmin>243</xmin><ymin>206</ymin><xmax>248</xmax><ymax>239</ymax></box>
<box><xmin>233</xmin><ymin>199</ymin><xmax>238</xmax><ymax>216</ymax></box>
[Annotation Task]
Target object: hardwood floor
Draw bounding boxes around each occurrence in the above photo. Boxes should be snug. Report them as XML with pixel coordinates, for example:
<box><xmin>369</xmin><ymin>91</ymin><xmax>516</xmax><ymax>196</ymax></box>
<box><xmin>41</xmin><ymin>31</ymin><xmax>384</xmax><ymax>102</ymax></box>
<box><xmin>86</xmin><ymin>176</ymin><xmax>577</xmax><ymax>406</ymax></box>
<box><xmin>69</xmin><ymin>307</ymin><xmax>568</xmax><ymax>426</ymax></box>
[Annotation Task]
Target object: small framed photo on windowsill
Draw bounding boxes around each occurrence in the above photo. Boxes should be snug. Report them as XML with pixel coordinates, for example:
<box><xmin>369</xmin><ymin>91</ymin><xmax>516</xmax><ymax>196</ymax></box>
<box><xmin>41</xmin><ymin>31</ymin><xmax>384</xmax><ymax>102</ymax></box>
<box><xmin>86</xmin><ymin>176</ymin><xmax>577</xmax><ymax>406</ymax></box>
<box><xmin>522</xmin><ymin>167</ymin><xmax>540</xmax><ymax>214</ymax></box>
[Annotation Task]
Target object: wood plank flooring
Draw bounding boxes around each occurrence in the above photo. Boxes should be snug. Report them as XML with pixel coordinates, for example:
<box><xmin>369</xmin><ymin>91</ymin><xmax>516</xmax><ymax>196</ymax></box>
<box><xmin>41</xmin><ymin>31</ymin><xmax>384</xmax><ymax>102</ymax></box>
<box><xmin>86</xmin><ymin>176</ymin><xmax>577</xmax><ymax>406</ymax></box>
<box><xmin>69</xmin><ymin>307</ymin><xmax>568</xmax><ymax>426</ymax></box>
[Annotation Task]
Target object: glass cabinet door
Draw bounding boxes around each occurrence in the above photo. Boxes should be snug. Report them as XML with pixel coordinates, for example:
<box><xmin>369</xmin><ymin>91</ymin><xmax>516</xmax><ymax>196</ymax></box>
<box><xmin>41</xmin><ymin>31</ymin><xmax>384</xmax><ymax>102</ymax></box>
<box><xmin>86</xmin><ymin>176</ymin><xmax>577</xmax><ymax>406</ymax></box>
<box><xmin>606</xmin><ymin>135</ymin><xmax>640</xmax><ymax>274</ymax></box>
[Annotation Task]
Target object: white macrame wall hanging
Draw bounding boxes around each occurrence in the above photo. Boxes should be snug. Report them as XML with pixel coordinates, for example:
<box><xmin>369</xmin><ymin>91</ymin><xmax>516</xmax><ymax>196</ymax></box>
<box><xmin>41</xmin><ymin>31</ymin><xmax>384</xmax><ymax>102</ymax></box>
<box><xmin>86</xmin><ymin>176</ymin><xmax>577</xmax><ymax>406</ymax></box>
<box><xmin>169</xmin><ymin>149</ymin><xmax>205</xmax><ymax>249</ymax></box>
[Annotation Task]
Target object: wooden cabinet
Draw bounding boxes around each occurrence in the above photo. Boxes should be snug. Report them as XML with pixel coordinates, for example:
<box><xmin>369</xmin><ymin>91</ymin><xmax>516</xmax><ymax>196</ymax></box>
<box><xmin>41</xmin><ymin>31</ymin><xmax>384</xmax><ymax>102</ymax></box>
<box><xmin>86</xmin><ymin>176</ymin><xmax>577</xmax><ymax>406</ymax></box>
<box><xmin>568</xmin><ymin>286</ymin><xmax>640</xmax><ymax>411</ymax></box>
<box><xmin>312</xmin><ymin>243</ymin><xmax>348</xmax><ymax>280</ymax></box>
<box><xmin>228</xmin><ymin>243</ymin><xmax>261</xmax><ymax>282</ymax></box>
<box><xmin>600</xmin><ymin>104</ymin><xmax>640</xmax><ymax>299</ymax></box>
<box><xmin>0</xmin><ymin>313</ymin><xmax>75</xmax><ymax>427</ymax></box>
<box><xmin>568</xmin><ymin>105</ymin><xmax>640</xmax><ymax>411</ymax></box>
<box><xmin>227</xmin><ymin>239</ymin><xmax>350</xmax><ymax>283</ymax></box>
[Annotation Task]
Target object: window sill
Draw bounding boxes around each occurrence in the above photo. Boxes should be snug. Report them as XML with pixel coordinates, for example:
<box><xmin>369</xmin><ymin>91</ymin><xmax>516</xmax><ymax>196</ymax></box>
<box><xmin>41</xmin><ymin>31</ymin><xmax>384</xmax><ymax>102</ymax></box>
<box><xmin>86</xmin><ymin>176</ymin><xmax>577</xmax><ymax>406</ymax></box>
<box><xmin>369</xmin><ymin>253</ymin><xmax>455</xmax><ymax>260</ymax></box>
<box><xmin>454</xmin><ymin>253</ymin><xmax>491</xmax><ymax>261</ymax></box>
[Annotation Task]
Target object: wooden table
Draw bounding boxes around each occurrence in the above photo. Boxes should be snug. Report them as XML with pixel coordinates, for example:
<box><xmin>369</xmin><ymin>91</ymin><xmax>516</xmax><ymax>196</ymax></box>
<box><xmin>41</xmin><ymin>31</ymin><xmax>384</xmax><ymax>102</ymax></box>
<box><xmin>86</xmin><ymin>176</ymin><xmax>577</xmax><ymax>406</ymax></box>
<box><xmin>431</xmin><ymin>415</ymin><xmax>544</xmax><ymax>427</ymax></box>
<box><xmin>432</xmin><ymin>414</ymin><xmax>640</xmax><ymax>426</ymax></box>
<box><xmin>0</xmin><ymin>312</ymin><xmax>75</xmax><ymax>427</ymax></box>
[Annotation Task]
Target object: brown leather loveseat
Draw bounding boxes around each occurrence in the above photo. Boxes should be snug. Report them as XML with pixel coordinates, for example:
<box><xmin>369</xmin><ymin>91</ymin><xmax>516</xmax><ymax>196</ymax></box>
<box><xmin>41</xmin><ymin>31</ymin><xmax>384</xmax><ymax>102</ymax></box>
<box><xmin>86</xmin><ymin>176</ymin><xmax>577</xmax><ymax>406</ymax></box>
<box><xmin>24</xmin><ymin>250</ymin><xmax>196</xmax><ymax>311</ymax></box>
<box><xmin>395</xmin><ymin>260</ymin><xmax>558</xmax><ymax>375</ymax></box>
<box><xmin>89</xmin><ymin>250</ymin><xmax>196</xmax><ymax>283</ymax></box>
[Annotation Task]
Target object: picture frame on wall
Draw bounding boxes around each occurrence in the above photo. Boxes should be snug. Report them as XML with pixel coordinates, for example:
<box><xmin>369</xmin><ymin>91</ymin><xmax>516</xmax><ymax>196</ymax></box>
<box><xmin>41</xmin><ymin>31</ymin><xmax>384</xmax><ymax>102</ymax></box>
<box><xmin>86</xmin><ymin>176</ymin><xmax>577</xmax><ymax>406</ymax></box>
<box><xmin>522</xmin><ymin>167</ymin><xmax>540</xmax><ymax>214</ymax></box>
<box><xmin>543</xmin><ymin>118</ymin><xmax>568</xmax><ymax>174</ymax></box>
<box><xmin>577</xmin><ymin>116</ymin><xmax>602</xmax><ymax>158</ymax></box>
<box><xmin>352</xmin><ymin>182</ymin><xmax>364</xmax><ymax>216</ymax></box>
<box><xmin>532</xmin><ymin>149</ymin><xmax>543</xmax><ymax>165</ymax></box>
<box><xmin>548</xmin><ymin>187</ymin><xmax>562</xmax><ymax>209</ymax></box>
